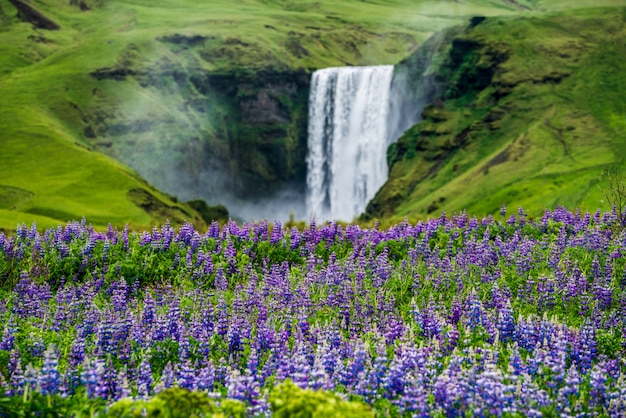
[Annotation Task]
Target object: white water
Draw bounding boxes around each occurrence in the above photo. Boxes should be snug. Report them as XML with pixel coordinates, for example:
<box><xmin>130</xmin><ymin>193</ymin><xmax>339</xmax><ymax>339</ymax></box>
<box><xmin>306</xmin><ymin>65</ymin><xmax>394</xmax><ymax>221</ymax></box>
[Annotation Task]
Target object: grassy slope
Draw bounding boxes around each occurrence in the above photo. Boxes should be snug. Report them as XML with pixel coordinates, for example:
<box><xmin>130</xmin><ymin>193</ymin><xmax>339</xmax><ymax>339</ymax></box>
<box><xmin>1</xmin><ymin>0</ymin><xmax>625</xmax><ymax>230</ymax></box>
<box><xmin>368</xmin><ymin>6</ymin><xmax>626</xmax><ymax>223</ymax></box>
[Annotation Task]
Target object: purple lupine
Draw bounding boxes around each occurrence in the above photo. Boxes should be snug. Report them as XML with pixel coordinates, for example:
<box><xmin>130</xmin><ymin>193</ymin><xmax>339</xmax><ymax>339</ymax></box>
<box><xmin>110</xmin><ymin>278</ymin><xmax>128</xmax><ymax>312</ymax></box>
<box><xmin>216</xmin><ymin>297</ymin><xmax>229</xmax><ymax>337</ymax></box>
<box><xmin>516</xmin><ymin>315</ymin><xmax>538</xmax><ymax>350</ymax></box>
<box><xmin>155</xmin><ymin>362</ymin><xmax>175</xmax><ymax>393</ymax></box>
<box><xmin>215</xmin><ymin>266</ymin><xmax>228</xmax><ymax>291</ymax></box>
<box><xmin>309</xmin><ymin>353</ymin><xmax>331</xmax><ymax>391</ymax></box>
<box><xmin>166</xmin><ymin>298</ymin><xmax>181</xmax><ymax>342</ymax></box>
<box><xmin>226</xmin><ymin>369</ymin><xmax>261</xmax><ymax>405</ymax></box>
<box><xmin>100</xmin><ymin>359</ymin><xmax>118</xmax><ymax>400</ymax></box>
<box><xmin>421</xmin><ymin>300</ymin><xmax>442</xmax><ymax>339</ymax></box>
<box><xmin>399</xmin><ymin>373</ymin><xmax>429</xmax><ymax>417</ymax></box>
<box><xmin>289</xmin><ymin>227</ymin><xmax>301</xmax><ymax>250</ymax></box>
<box><xmin>608</xmin><ymin>376</ymin><xmax>626</xmax><ymax>417</ymax></box>
<box><xmin>340</xmin><ymin>344</ymin><xmax>369</xmax><ymax>389</ymax></box>
<box><xmin>196</xmin><ymin>360</ymin><xmax>216</xmax><ymax>392</ymax></box>
<box><xmin>142</xmin><ymin>291</ymin><xmax>156</xmax><ymax>328</ymax></box>
<box><xmin>224</xmin><ymin>240</ymin><xmax>238</xmax><ymax>275</ymax></box>
<box><xmin>573</xmin><ymin>322</ymin><xmax>597</xmax><ymax>372</ymax></box>
<box><xmin>384</xmin><ymin>353</ymin><xmax>406</xmax><ymax>398</ymax></box>
<box><xmin>590</xmin><ymin>363</ymin><xmax>608</xmax><ymax>409</ymax></box>
<box><xmin>137</xmin><ymin>357</ymin><xmax>153</xmax><ymax>398</ymax></box>
<box><xmin>81</xmin><ymin>359</ymin><xmax>100</xmax><ymax>398</ymax></box>
<box><xmin>270</xmin><ymin>221</ymin><xmax>283</xmax><ymax>245</ymax></box>
<box><xmin>9</xmin><ymin>361</ymin><xmax>25</xmax><ymax>396</ymax></box>
<box><xmin>0</xmin><ymin>316</ymin><xmax>16</xmax><ymax>351</ymax></box>
<box><xmin>39</xmin><ymin>345</ymin><xmax>60</xmax><ymax>395</ymax></box>
<box><xmin>290</xmin><ymin>343</ymin><xmax>312</xmax><ymax>389</ymax></box>
<box><xmin>384</xmin><ymin>316</ymin><xmax>404</xmax><ymax>345</ymax></box>
<box><xmin>113</xmin><ymin>368</ymin><xmax>130</xmax><ymax>400</ymax></box>
<box><xmin>29</xmin><ymin>335</ymin><xmax>45</xmax><ymax>359</ymax></box>
<box><xmin>1</xmin><ymin>207</ymin><xmax>626</xmax><ymax>413</ymax></box>
<box><xmin>64</xmin><ymin>367</ymin><xmax>81</xmax><ymax>396</ymax></box>
<box><xmin>467</xmin><ymin>293</ymin><xmax>484</xmax><ymax>331</ymax></box>
<box><xmin>177</xmin><ymin>358</ymin><xmax>196</xmax><ymax>390</ymax></box>
<box><xmin>558</xmin><ymin>365</ymin><xmax>580</xmax><ymax>406</ymax></box>
<box><xmin>496</xmin><ymin>302</ymin><xmax>516</xmax><ymax>343</ymax></box>
<box><xmin>96</xmin><ymin>315</ymin><xmax>116</xmax><ymax>355</ymax></box>
<box><xmin>23</xmin><ymin>364</ymin><xmax>38</xmax><ymax>393</ymax></box>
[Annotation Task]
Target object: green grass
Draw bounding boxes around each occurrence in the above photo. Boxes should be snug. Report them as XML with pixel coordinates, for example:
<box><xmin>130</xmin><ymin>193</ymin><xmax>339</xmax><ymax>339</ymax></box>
<box><xmin>2</xmin><ymin>0</ymin><xmax>626</xmax><ymax>229</ymax></box>
<box><xmin>367</xmin><ymin>6</ymin><xmax>626</xmax><ymax>223</ymax></box>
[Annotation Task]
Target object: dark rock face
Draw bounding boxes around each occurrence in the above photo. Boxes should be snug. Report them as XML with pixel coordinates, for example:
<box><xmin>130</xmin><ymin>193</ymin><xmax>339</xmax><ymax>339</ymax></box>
<box><xmin>193</xmin><ymin>69</ymin><xmax>311</xmax><ymax>201</ymax></box>
<box><xmin>241</xmin><ymin>88</ymin><xmax>293</xmax><ymax>124</ymax></box>
<box><xmin>8</xmin><ymin>0</ymin><xmax>60</xmax><ymax>30</ymax></box>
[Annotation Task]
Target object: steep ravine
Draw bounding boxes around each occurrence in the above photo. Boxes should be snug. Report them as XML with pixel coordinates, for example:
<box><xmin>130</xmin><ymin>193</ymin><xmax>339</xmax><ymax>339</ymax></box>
<box><xmin>81</xmin><ymin>32</ymin><xmax>438</xmax><ymax>222</ymax></box>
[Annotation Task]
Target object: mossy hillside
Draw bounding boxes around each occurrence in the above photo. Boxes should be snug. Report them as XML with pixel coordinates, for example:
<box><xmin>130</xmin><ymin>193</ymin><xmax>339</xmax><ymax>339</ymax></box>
<box><xmin>0</xmin><ymin>103</ymin><xmax>208</xmax><ymax>233</ymax></box>
<box><xmin>365</xmin><ymin>7</ymin><xmax>626</xmax><ymax>223</ymax></box>
<box><xmin>1</xmin><ymin>0</ymin><xmax>605</xmax><ymax>227</ymax></box>
<box><xmin>0</xmin><ymin>1</ymin><xmax>216</xmax><ymax>232</ymax></box>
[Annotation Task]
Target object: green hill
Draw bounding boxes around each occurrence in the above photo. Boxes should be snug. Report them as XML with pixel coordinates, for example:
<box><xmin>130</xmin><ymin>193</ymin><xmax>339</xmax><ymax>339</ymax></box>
<box><xmin>1</xmin><ymin>0</ymin><xmax>626</xmax><ymax>229</ymax></box>
<box><xmin>365</xmin><ymin>6</ymin><xmax>626</xmax><ymax>222</ymax></box>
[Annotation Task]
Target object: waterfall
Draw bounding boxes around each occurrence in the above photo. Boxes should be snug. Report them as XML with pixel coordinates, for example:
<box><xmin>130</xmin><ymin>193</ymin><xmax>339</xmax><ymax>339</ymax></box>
<box><xmin>306</xmin><ymin>65</ymin><xmax>394</xmax><ymax>221</ymax></box>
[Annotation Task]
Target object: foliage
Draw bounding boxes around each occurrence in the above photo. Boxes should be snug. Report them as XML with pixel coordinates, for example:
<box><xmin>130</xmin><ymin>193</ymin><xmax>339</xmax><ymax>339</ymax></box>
<box><xmin>0</xmin><ymin>390</ymin><xmax>107</xmax><ymax>417</ymax></box>
<box><xmin>269</xmin><ymin>380</ymin><xmax>374</xmax><ymax>418</ymax></box>
<box><xmin>107</xmin><ymin>388</ymin><xmax>241</xmax><ymax>418</ymax></box>
<box><xmin>187</xmin><ymin>201</ymin><xmax>229</xmax><ymax>225</ymax></box>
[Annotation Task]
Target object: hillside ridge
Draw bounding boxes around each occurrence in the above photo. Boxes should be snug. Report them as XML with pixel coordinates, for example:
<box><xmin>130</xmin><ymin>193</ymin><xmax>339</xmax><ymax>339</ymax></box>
<box><xmin>365</xmin><ymin>7</ymin><xmax>626</xmax><ymax>222</ymax></box>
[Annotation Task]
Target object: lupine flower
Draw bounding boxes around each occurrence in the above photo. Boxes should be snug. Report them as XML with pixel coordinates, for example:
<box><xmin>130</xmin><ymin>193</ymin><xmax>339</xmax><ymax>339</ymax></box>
<box><xmin>39</xmin><ymin>345</ymin><xmax>60</xmax><ymax>395</ymax></box>
<box><xmin>137</xmin><ymin>357</ymin><xmax>152</xmax><ymax>398</ymax></box>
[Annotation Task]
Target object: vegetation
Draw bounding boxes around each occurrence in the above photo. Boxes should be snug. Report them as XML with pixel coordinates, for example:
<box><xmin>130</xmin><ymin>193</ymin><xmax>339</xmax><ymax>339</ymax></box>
<box><xmin>4</xmin><ymin>1</ymin><xmax>626</xmax><ymax>416</ymax></box>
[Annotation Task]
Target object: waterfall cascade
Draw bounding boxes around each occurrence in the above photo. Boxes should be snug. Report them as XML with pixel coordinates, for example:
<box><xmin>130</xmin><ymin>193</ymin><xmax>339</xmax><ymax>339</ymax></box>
<box><xmin>306</xmin><ymin>65</ymin><xmax>394</xmax><ymax>221</ymax></box>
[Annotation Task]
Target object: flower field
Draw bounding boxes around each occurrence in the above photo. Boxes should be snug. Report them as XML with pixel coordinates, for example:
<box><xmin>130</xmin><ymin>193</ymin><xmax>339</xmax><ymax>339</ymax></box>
<box><xmin>0</xmin><ymin>207</ymin><xmax>625</xmax><ymax>416</ymax></box>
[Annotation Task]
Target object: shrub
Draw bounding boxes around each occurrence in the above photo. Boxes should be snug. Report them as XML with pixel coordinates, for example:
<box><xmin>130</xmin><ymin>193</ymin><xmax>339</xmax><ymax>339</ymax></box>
<box><xmin>269</xmin><ymin>380</ymin><xmax>375</xmax><ymax>418</ymax></box>
<box><xmin>107</xmin><ymin>388</ymin><xmax>234</xmax><ymax>418</ymax></box>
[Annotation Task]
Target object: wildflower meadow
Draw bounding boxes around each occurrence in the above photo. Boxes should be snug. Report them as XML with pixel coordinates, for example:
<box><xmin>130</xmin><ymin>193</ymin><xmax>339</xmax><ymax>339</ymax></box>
<box><xmin>0</xmin><ymin>206</ymin><xmax>625</xmax><ymax>416</ymax></box>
